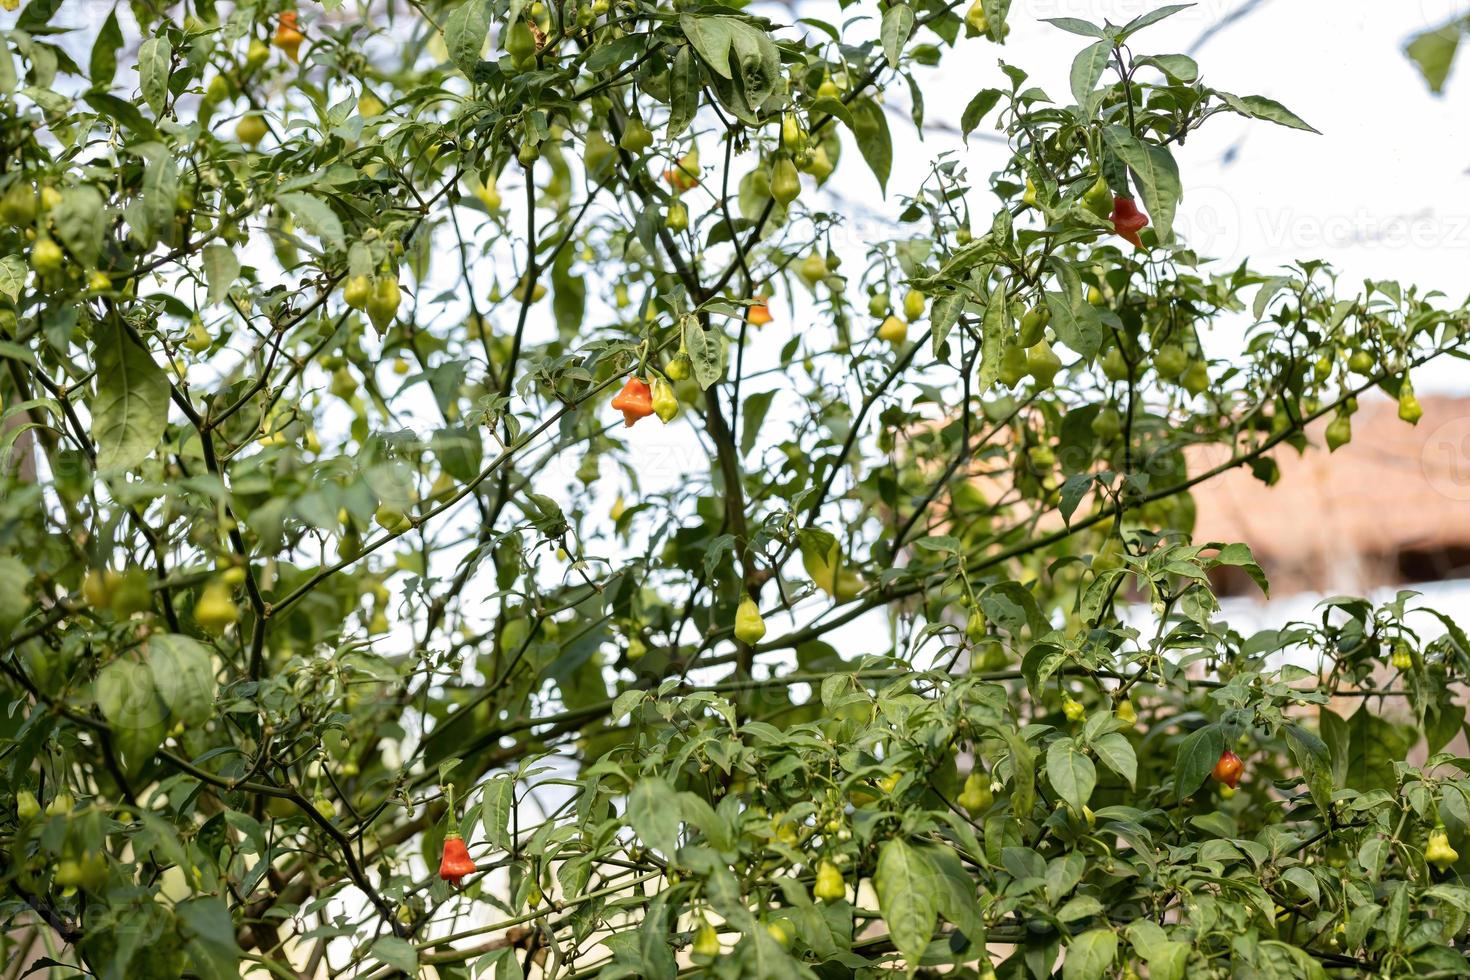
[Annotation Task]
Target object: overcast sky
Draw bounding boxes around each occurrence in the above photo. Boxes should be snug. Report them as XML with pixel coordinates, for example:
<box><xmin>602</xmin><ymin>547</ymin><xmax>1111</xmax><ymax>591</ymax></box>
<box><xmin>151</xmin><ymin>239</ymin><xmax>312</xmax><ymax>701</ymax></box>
<box><xmin>805</xmin><ymin>0</ymin><xmax>1470</xmax><ymax>386</ymax></box>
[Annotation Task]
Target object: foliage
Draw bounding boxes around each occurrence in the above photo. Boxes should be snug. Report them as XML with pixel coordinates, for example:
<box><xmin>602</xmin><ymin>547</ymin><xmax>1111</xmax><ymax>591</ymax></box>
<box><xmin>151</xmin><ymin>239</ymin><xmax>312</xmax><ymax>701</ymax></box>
<box><xmin>2</xmin><ymin>0</ymin><xmax>1470</xmax><ymax>977</ymax></box>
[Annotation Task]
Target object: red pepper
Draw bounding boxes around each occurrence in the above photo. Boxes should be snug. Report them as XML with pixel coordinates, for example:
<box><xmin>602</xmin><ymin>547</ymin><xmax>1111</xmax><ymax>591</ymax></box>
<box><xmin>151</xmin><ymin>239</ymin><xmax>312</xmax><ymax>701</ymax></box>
<box><xmin>611</xmin><ymin>377</ymin><xmax>654</xmax><ymax>427</ymax></box>
<box><xmin>1109</xmin><ymin>196</ymin><xmax>1149</xmax><ymax>249</ymax></box>
<box><xmin>1212</xmin><ymin>749</ymin><xmax>1243</xmax><ymax>789</ymax></box>
<box><xmin>439</xmin><ymin>832</ymin><xmax>477</xmax><ymax>886</ymax></box>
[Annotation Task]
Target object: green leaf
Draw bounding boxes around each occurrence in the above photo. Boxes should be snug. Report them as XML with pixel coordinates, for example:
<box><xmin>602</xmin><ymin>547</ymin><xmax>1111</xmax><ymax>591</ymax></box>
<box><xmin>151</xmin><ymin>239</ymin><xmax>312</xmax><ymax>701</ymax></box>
<box><xmin>178</xmin><ymin>896</ymin><xmax>242</xmax><ymax>980</ymax></box>
<box><xmin>95</xmin><ymin>659</ymin><xmax>167</xmax><ymax>771</ymax></box>
<box><xmin>138</xmin><ymin>36</ymin><xmax>171</xmax><ymax>117</ymax></box>
<box><xmin>0</xmin><ymin>256</ymin><xmax>25</xmax><ymax>301</ymax></box>
<box><xmin>1217</xmin><ymin>91</ymin><xmax>1320</xmax><ymax>134</ymax></box>
<box><xmin>850</xmin><ymin>97</ymin><xmax>892</xmax><ymax>194</ymax></box>
<box><xmin>52</xmin><ymin>185</ymin><xmax>105</xmax><ymax>268</ymax></box>
<box><xmin>874</xmin><ymin>837</ymin><xmax>939</xmax><ymax>965</ymax></box>
<box><xmin>370</xmin><ymin>936</ymin><xmax>419</xmax><ymax>973</ymax></box>
<box><xmin>1091</xmin><ymin>732</ymin><xmax>1136</xmax><ymax>787</ymax></box>
<box><xmin>740</xmin><ymin>389</ymin><xmax>776</xmax><ymax>457</ymax></box>
<box><xmin>979</xmin><ymin>281</ymin><xmax>1006</xmax><ymax>391</ymax></box>
<box><xmin>480</xmin><ymin>775</ymin><xmax>515</xmax><ymax>850</ymax></box>
<box><xmin>960</xmin><ymin>89</ymin><xmax>1002</xmax><ymax>142</ymax></box>
<box><xmin>666</xmin><ymin>45</ymin><xmax>699</xmax><ymax>139</ymax></box>
<box><xmin>91</xmin><ymin>319</ymin><xmax>169</xmax><ymax>473</ymax></box>
<box><xmin>683</xmin><ymin>316</ymin><xmax>724</xmax><ymax>390</ymax></box>
<box><xmin>627</xmin><ymin>776</ymin><xmax>680</xmax><ymax>856</ymax></box>
<box><xmin>881</xmin><ymin>4</ymin><xmax>915</xmax><ymax>69</ymax></box>
<box><xmin>1406</xmin><ymin>23</ymin><xmax>1463</xmax><ymax>95</ymax></box>
<box><xmin>1102</xmin><ymin>125</ymin><xmax>1181</xmax><ymax>243</ymax></box>
<box><xmin>1046</xmin><ymin>738</ymin><xmax>1096</xmax><ymax>814</ymax></box>
<box><xmin>930</xmin><ymin>289</ymin><xmax>965</xmax><ymax>357</ymax></box>
<box><xmin>1070</xmin><ymin>40</ymin><xmax>1111</xmax><ymax>112</ymax></box>
<box><xmin>89</xmin><ymin>9</ymin><xmax>124</xmax><ymax>88</ymax></box>
<box><xmin>276</xmin><ymin>192</ymin><xmax>345</xmax><ymax>251</ymax></box>
<box><xmin>1042</xmin><ymin>17</ymin><xmax>1106</xmax><ymax>38</ymax></box>
<box><xmin>1285</xmin><ymin>724</ymin><xmax>1333</xmax><ymax>816</ymax></box>
<box><xmin>443</xmin><ymin>0</ymin><xmax>491</xmax><ymax>73</ymax></box>
<box><xmin>680</xmin><ymin>14</ymin><xmax>736</xmax><ymax>79</ymax></box>
<box><xmin>1173</xmin><ymin>723</ymin><xmax>1224</xmax><ymax>798</ymax></box>
<box><xmin>1044</xmin><ymin>259</ymin><xmax>1105</xmax><ymax>358</ymax></box>
<box><xmin>148</xmin><ymin>634</ymin><xmax>216</xmax><ymax>727</ymax></box>
<box><xmin>1063</xmin><ymin>929</ymin><xmax>1118</xmax><ymax>980</ymax></box>
<box><xmin>202</xmin><ymin>245</ymin><xmax>239</xmax><ymax>307</ymax></box>
<box><xmin>0</xmin><ymin>556</ymin><xmax>30</xmax><ymax>634</ymax></box>
<box><xmin>1118</xmin><ymin>4</ymin><xmax>1192</xmax><ymax>40</ymax></box>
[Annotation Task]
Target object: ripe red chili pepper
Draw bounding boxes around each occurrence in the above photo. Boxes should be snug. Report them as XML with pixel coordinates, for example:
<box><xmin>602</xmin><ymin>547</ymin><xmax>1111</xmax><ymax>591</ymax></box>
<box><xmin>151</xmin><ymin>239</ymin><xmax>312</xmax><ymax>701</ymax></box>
<box><xmin>610</xmin><ymin>377</ymin><xmax>654</xmax><ymax>427</ymax></box>
<box><xmin>1212</xmin><ymin>749</ymin><xmax>1243</xmax><ymax>789</ymax></box>
<box><xmin>1109</xmin><ymin>196</ymin><xmax>1149</xmax><ymax>249</ymax></box>
<box><xmin>439</xmin><ymin>832</ymin><xmax>477</xmax><ymax>886</ymax></box>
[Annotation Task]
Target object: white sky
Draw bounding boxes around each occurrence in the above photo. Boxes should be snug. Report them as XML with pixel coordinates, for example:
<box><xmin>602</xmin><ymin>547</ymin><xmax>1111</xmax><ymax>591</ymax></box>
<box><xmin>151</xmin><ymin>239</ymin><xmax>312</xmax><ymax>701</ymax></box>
<box><xmin>804</xmin><ymin>0</ymin><xmax>1470</xmax><ymax>386</ymax></box>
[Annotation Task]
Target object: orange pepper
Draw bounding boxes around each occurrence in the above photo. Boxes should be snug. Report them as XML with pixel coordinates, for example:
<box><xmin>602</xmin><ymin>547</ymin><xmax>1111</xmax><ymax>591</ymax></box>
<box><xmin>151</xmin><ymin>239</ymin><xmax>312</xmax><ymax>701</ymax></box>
<box><xmin>274</xmin><ymin>12</ymin><xmax>304</xmax><ymax>62</ymax></box>
<box><xmin>611</xmin><ymin>377</ymin><xmax>654</xmax><ymax>427</ymax></box>
<box><xmin>438</xmin><ymin>832</ymin><xmax>477</xmax><ymax>886</ymax></box>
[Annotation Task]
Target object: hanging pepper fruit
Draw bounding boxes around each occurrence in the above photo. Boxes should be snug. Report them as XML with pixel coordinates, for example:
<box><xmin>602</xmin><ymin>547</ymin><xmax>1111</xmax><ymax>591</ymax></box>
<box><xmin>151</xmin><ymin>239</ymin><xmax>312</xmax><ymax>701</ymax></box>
<box><xmin>903</xmin><ymin>289</ymin><xmax>926</xmax><ymax>321</ymax></box>
<box><xmin>734</xmin><ymin>596</ymin><xmax>766</xmax><ymax>645</ymax></box>
<box><xmin>367</xmin><ymin>275</ymin><xmax>401</xmax><ymax>332</ymax></box>
<box><xmin>664</xmin><ymin>201</ymin><xmax>689</xmax><ymax>232</ymax></box>
<box><xmin>1325</xmin><ymin>408</ymin><xmax>1352</xmax><ymax>452</ymax></box>
<box><xmin>619</xmin><ymin>117</ymin><xmax>653</xmax><ymax>153</ymax></box>
<box><xmin>505</xmin><ymin>18</ymin><xmax>537</xmax><ymax>70</ymax></box>
<box><xmin>1428</xmin><ymin>826</ymin><xmax>1459</xmax><ymax>870</ymax></box>
<box><xmin>797</xmin><ymin>251</ymin><xmax>828</xmax><ymax>288</ymax></box>
<box><xmin>1398</xmin><ymin>377</ymin><xmax>1423</xmax><ymax>425</ymax></box>
<box><xmin>1212</xmin><ymin>749</ymin><xmax>1244</xmax><ymax>789</ymax></box>
<box><xmin>611</xmin><ymin>377</ymin><xmax>654</xmax><ymax>427</ymax></box>
<box><xmin>747</xmin><ymin>297</ymin><xmax>773</xmax><ymax>326</ymax></box>
<box><xmin>245</xmin><ymin>38</ymin><xmax>271</xmax><ymax>70</ymax></box>
<box><xmin>1018</xmin><ymin>304</ymin><xmax>1049</xmax><ymax>346</ymax></box>
<box><xmin>439</xmin><ymin>831</ymin><xmax>477</xmax><ymax>885</ymax></box>
<box><xmin>273</xmin><ymin>12</ymin><xmax>304</xmax><ymax>62</ymax></box>
<box><xmin>666</xmin><ymin>350</ymin><xmax>691</xmax><ymax>381</ymax></box>
<box><xmin>1391</xmin><ymin>643</ymin><xmax>1413</xmax><ymax>670</ymax></box>
<box><xmin>1347</xmin><ymin>349</ymin><xmax>1374</xmax><ymax>374</ymax></box>
<box><xmin>1181</xmin><ymin>360</ymin><xmax>1210</xmax><ymax>396</ymax></box>
<box><xmin>1026</xmin><ymin>340</ymin><xmax>1062</xmax><ymax>388</ymax></box>
<box><xmin>957</xmin><ymin>771</ymin><xmax>993</xmax><ymax>815</ymax></box>
<box><xmin>1022</xmin><ymin>178</ymin><xmax>1039</xmax><ymax>208</ymax></box>
<box><xmin>1083</xmin><ymin>176</ymin><xmax>1113</xmax><ymax>219</ymax></box>
<box><xmin>664</xmin><ymin>146</ymin><xmax>701</xmax><ymax>192</ymax></box>
<box><xmin>1062</xmin><ymin>695</ymin><xmax>1085</xmax><ymax>722</ymax></box>
<box><xmin>877</xmin><ymin>315</ymin><xmax>908</xmax><ymax>346</ymax></box>
<box><xmin>813</xmin><ymin>860</ymin><xmax>845</xmax><ymax>903</ymax></box>
<box><xmin>16</xmin><ymin>790</ymin><xmax>40</xmax><ymax>821</ymax></box>
<box><xmin>342</xmin><ymin>274</ymin><xmax>371</xmax><ymax>310</ymax></box>
<box><xmin>771</xmin><ymin>156</ymin><xmax>801</xmax><ymax>207</ymax></box>
<box><xmin>195</xmin><ymin>580</ymin><xmax>239</xmax><ymax>635</ymax></box>
<box><xmin>998</xmin><ymin>345</ymin><xmax>1029</xmax><ymax>388</ymax></box>
<box><xmin>692</xmin><ymin>918</ymin><xmax>721</xmax><ymax>959</ymax></box>
<box><xmin>651</xmin><ymin>378</ymin><xmax>679</xmax><ymax>423</ymax></box>
<box><xmin>1109</xmin><ymin>196</ymin><xmax>1149</xmax><ymax>249</ymax></box>
<box><xmin>1115</xmin><ymin>699</ymin><xmax>1137</xmax><ymax>724</ymax></box>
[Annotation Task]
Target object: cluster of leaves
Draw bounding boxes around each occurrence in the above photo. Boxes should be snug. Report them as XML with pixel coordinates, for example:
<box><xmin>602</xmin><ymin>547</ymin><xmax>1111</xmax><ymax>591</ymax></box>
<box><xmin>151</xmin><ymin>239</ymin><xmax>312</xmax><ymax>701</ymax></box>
<box><xmin>3</xmin><ymin>0</ymin><xmax>1470</xmax><ymax>976</ymax></box>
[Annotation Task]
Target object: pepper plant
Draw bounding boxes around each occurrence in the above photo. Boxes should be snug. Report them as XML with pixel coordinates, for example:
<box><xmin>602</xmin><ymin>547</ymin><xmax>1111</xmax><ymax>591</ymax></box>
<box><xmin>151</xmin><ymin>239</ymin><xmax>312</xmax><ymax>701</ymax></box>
<box><xmin>3</xmin><ymin>1</ymin><xmax>1470</xmax><ymax>977</ymax></box>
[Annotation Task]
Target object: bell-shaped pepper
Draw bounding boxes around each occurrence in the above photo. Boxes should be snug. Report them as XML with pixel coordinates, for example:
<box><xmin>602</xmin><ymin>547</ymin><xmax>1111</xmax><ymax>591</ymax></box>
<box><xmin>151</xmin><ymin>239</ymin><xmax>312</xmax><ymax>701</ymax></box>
<box><xmin>611</xmin><ymin>377</ymin><xmax>654</xmax><ymax>427</ymax></box>
<box><xmin>439</xmin><ymin>832</ymin><xmax>477</xmax><ymax>886</ymax></box>
<box><xmin>1109</xmin><ymin>195</ymin><xmax>1149</xmax><ymax>248</ymax></box>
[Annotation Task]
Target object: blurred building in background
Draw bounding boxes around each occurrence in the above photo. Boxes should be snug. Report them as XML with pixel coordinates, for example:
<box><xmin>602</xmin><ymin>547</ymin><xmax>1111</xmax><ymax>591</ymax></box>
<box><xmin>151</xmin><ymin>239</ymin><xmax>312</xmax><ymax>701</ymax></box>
<box><xmin>1193</xmin><ymin>395</ymin><xmax>1470</xmax><ymax>632</ymax></box>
